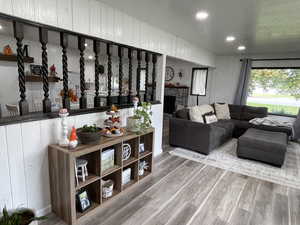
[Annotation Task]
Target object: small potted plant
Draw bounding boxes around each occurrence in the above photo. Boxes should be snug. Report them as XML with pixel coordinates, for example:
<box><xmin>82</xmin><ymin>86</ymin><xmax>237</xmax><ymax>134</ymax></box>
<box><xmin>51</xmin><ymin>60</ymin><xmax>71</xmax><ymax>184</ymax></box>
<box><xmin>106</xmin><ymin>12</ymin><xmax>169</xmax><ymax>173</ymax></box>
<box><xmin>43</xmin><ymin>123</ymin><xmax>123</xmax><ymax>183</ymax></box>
<box><xmin>139</xmin><ymin>160</ymin><xmax>149</xmax><ymax>176</ymax></box>
<box><xmin>77</xmin><ymin>124</ymin><xmax>102</xmax><ymax>144</ymax></box>
<box><xmin>0</xmin><ymin>207</ymin><xmax>46</xmax><ymax>225</ymax></box>
<box><xmin>127</xmin><ymin>101</ymin><xmax>152</xmax><ymax>134</ymax></box>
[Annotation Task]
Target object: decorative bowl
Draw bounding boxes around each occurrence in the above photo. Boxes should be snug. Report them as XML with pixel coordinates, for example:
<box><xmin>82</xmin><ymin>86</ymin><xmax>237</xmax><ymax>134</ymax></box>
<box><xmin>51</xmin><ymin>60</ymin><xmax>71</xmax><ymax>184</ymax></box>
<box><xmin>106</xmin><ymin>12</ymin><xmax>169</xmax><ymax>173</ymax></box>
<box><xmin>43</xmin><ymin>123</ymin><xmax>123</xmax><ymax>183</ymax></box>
<box><xmin>77</xmin><ymin>128</ymin><xmax>102</xmax><ymax>144</ymax></box>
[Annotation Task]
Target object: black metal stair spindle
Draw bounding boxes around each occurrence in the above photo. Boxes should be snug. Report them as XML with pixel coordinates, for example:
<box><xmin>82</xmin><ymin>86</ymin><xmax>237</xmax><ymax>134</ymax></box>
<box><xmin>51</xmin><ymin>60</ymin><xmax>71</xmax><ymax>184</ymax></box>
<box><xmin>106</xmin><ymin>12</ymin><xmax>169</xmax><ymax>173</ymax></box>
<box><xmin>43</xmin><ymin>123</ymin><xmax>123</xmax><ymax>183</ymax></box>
<box><xmin>136</xmin><ymin>50</ymin><xmax>142</xmax><ymax>101</ymax></box>
<box><xmin>94</xmin><ymin>40</ymin><xmax>101</xmax><ymax>108</ymax></box>
<box><xmin>118</xmin><ymin>46</ymin><xmax>124</xmax><ymax>105</ymax></box>
<box><xmin>60</xmin><ymin>32</ymin><xmax>70</xmax><ymax>109</ymax></box>
<box><xmin>39</xmin><ymin>27</ymin><xmax>51</xmax><ymax>113</ymax></box>
<box><xmin>144</xmin><ymin>52</ymin><xmax>149</xmax><ymax>102</ymax></box>
<box><xmin>127</xmin><ymin>49</ymin><xmax>133</xmax><ymax>104</ymax></box>
<box><xmin>13</xmin><ymin>21</ymin><xmax>29</xmax><ymax>116</ymax></box>
<box><xmin>151</xmin><ymin>54</ymin><xmax>157</xmax><ymax>101</ymax></box>
<box><xmin>78</xmin><ymin>36</ymin><xmax>87</xmax><ymax>109</ymax></box>
<box><xmin>107</xmin><ymin>43</ymin><xmax>112</xmax><ymax>106</ymax></box>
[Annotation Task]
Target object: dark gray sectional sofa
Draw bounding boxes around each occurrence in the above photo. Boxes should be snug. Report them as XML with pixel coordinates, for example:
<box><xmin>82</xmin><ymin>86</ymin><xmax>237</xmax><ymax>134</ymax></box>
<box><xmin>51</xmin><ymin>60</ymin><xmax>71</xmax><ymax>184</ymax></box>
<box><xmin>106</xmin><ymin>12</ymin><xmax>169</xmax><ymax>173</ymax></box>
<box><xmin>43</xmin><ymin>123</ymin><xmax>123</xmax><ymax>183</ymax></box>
<box><xmin>169</xmin><ymin>104</ymin><xmax>292</xmax><ymax>155</ymax></box>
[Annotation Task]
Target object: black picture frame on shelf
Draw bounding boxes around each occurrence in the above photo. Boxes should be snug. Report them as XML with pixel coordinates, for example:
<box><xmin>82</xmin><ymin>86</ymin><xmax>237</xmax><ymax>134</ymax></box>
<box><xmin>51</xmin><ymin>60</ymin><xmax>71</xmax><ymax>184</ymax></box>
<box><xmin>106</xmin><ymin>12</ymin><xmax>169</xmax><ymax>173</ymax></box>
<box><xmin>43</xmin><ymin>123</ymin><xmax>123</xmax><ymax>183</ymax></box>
<box><xmin>191</xmin><ymin>68</ymin><xmax>208</xmax><ymax>105</ymax></box>
<box><xmin>30</xmin><ymin>64</ymin><xmax>43</xmax><ymax>76</ymax></box>
<box><xmin>76</xmin><ymin>189</ymin><xmax>91</xmax><ymax>213</ymax></box>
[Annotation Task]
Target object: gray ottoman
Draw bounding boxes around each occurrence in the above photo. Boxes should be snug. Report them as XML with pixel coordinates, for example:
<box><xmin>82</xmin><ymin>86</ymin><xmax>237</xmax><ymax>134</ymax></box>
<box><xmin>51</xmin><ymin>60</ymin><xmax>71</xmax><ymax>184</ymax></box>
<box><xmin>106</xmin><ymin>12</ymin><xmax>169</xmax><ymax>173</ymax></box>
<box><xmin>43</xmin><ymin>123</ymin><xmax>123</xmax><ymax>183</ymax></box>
<box><xmin>237</xmin><ymin>128</ymin><xmax>288</xmax><ymax>167</ymax></box>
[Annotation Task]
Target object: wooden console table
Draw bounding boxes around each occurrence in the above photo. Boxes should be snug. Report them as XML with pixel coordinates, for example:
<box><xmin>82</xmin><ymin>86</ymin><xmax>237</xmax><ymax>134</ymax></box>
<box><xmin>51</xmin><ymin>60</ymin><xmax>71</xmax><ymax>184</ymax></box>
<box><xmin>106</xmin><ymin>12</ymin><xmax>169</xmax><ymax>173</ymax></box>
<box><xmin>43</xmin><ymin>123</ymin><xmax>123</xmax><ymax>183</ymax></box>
<box><xmin>48</xmin><ymin>128</ymin><xmax>154</xmax><ymax>225</ymax></box>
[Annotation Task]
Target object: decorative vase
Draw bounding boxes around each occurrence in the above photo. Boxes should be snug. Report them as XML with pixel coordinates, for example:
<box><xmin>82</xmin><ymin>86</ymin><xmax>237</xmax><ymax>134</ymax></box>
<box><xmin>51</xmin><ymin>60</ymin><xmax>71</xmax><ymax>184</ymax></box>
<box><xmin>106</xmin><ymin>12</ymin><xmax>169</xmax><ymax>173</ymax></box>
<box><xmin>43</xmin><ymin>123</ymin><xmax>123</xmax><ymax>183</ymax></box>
<box><xmin>59</xmin><ymin>109</ymin><xmax>70</xmax><ymax>147</ymax></box>
<box><xmin>127</xmin><ymin>116</ymin><xmax>140</xmax><ymax>132</ymax></box>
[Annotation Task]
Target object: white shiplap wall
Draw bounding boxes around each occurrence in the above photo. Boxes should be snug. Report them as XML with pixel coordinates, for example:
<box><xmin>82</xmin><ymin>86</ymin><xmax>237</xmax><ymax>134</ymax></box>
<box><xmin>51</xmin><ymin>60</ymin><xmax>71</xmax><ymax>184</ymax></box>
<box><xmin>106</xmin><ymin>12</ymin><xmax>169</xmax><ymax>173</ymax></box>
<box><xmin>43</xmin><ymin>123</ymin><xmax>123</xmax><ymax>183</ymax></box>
<box><xmin>0</xmin><ymin>104</ymin><xmax>163</xmax><ymax>215</ymax></box>
<box><xmin>0</xmin><ymin>0</ymin><xmax>215</xmax><ymax>67</ymax></box>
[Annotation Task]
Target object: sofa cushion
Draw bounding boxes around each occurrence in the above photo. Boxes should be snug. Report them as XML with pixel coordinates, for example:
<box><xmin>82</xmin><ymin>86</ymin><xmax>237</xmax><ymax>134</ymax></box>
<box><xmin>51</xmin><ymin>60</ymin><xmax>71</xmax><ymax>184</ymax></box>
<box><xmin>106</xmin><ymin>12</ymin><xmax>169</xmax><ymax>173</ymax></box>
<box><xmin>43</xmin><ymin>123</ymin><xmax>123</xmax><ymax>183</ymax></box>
<box><xmin>175</xmin><ymin>108</ymin><xmax>190</xmax><ymax>120</ymax></box>
<box><xmin>189</xmin><ymin>105</ymin><xmax>214</xmax><ymax>123</ymax></box>
<box><xmin>214</xmin><ymin>103</ymin><xmax>231</xmax><ymax>120</ymax></box>
<box><xmin>253</xmin><ymin>124</ymin><xmax>292</xmax><ymax>137</ymax></box>
<box><xmin>212</xmin><ymin>120</ymin><xmax>235</xmax><ymax>140</ymax></box>
<box><xmin>229</xmin><ymin>104</ymin><xmax>243</xmax><ymax>120</ymax></box>
<box><xmin>241</xmin><ymin>105</ymin><xmax>268</xmax><ymax>121</ymax></box>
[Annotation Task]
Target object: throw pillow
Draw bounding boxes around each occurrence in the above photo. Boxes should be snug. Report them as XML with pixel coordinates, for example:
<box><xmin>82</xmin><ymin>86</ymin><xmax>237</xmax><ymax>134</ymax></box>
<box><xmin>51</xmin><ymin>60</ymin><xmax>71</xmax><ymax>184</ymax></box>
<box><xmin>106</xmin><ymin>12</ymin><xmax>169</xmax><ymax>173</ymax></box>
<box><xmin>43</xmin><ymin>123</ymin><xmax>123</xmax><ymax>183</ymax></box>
<box><xmin>189</xmin><ymin>106</ymin><xmax>204</xmax><ymax>123</ymax></box>
<box><xmin>189</xmin><ymin>104</ymin><xmax>215</xmax><ymax>123</ymax></box>
<box><xmin>214</xmin><ymin>103</ymin><xmax>231</xmax><ymax>120</ymax></box>
<box><xmin>203</xmin><ymin>112</ymin><xmax>218</xmax><ymax>124</ymax></box>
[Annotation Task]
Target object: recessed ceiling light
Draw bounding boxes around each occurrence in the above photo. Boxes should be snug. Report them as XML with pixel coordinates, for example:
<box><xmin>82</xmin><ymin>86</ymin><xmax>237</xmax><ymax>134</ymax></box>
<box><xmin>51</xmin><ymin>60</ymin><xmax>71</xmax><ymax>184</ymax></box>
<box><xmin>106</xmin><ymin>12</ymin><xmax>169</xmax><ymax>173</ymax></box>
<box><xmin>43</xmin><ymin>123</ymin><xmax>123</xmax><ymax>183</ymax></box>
<box><xmin>88</xmin><ymin>55</ymin><xmax>93</xmax><ymax>60</ymax></box>
<box><xmin>226</xmin><ymin>36</ymin><xmax>236</xmax><ymax>42</ymax></box>
<box><xmin>84</xmin><ymin>43</ymin><xmax>88</xmax><ymax>47</ymax></box>
<box><xmin>238</xmin><ymin>45</ymin><xmax>246</xmax><ymax>51</ymax></box>
<box><xmin>0</xmin><ymin>25</ymin><xmax>3</xmax><ymax>30</ymax></box>
<box><xmin>195</xmin><ymin>11</ymin><xmax>209</xmax><ymax>21</ymax></box>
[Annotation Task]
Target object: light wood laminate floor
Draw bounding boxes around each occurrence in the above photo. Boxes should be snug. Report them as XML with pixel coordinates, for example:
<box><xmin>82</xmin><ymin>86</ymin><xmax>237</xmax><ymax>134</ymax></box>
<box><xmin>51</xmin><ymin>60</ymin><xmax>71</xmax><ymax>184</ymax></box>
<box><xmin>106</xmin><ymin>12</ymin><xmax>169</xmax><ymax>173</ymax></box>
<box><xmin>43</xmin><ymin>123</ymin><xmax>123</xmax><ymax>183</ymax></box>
<box><xmin>41</xmin><ymin>152</ymin><xmax>300</xmax><ymax>225</ymax></box>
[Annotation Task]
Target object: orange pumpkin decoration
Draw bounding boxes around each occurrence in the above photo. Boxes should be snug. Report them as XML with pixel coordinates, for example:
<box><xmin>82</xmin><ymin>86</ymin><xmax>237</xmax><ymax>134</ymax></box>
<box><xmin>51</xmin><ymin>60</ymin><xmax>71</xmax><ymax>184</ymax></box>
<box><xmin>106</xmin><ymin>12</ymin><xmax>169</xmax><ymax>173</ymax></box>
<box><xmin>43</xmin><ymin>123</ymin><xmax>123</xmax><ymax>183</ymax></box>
<box><xmin>3</xmin><ymin>45</ymin><xmax>13</xmax><ymax>56</ymax></box>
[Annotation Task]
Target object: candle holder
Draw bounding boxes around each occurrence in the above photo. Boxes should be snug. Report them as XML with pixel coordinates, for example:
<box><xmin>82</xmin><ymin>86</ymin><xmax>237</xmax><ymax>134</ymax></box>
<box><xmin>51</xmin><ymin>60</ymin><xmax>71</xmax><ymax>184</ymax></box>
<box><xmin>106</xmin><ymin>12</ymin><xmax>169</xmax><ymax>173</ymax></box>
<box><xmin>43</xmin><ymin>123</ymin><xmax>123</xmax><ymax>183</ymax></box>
<box><xmin>59</xmin><ymin>108</ymin><xmax>70</xmax><ymax>147</ymax></box>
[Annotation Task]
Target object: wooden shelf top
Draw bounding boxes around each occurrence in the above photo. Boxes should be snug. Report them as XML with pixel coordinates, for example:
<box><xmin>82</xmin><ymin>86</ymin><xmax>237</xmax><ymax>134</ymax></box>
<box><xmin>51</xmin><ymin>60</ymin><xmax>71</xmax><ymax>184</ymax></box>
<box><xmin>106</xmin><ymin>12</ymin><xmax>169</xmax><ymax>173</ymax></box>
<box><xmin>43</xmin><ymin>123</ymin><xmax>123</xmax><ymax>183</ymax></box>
<box><xmin>0</xmin><ymin>54</ymin><xmax>34</xmax><ymax>63</ymax></box>
<box><xmin>49</xmin><ymin>128</ymin><xmax>154</xmax><ymax>157</ymax></box>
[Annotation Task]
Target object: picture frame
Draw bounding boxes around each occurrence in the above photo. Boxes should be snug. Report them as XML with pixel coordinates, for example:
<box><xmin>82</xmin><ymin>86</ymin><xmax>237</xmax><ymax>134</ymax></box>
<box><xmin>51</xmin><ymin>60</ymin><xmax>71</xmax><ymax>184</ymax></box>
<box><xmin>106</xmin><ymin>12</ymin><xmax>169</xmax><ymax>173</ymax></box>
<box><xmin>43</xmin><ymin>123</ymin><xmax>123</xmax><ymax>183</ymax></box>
<box><xmin>191</xmin><ymin>68</ymin><xmax>208</xmax><ymax>96</ymax></box>
<box><xmin>30</xmin><ymin>64</ymin><xmax>43</xmax><ymax>76</ymax></box>
<box><xmin>139</xmin><ymin>143</ymin><xmax>145</xmax><ymax>153</ymax></box>
<box><xmin>76</xmin><ymin>189</ymin><xmax>91</xmax><ymax>213</ymax></box>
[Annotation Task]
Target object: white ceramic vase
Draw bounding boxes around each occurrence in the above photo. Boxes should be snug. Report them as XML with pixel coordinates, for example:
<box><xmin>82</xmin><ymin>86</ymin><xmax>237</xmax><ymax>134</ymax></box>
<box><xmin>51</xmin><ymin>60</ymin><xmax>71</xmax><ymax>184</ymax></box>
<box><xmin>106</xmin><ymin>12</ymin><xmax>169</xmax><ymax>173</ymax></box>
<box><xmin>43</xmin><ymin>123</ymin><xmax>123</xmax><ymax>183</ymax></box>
<box><xmin>127</xmin><ymin>117</ymin><xmax>140</xmax><ymax>132</ymax></box>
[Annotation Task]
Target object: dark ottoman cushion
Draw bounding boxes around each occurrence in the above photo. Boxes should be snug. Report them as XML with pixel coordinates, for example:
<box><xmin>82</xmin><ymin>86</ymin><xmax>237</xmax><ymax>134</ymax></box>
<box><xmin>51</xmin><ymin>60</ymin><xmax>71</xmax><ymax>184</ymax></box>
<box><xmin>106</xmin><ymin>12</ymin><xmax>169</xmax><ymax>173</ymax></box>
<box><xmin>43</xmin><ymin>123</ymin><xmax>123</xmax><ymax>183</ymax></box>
<box><xmin>237</xmin><ymin>128</ymin><xmax>287</xmax><ymax>167</ymax></box>
<box><xmin>253</xmin><ymin>124</ymin><xmax>292</xmax><ymax>138</ymax></box>
<box><xmin>241</xmin><ymin>106</ymin><xmax>268</xmax><ymax>121</ymax></box>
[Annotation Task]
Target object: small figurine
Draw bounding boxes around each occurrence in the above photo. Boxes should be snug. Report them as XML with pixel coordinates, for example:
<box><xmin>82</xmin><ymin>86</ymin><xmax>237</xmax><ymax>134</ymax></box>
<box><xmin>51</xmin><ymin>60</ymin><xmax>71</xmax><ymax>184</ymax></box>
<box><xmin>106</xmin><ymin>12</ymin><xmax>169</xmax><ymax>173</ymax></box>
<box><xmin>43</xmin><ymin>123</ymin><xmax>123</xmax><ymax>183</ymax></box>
<box><xmin>50</xmin><ymin>64</ymin><xmax>57</xmax><ymax>77</ymax></box>
<box><xmin>133</xmin><ymin>97</ymin><xmax>139</xmax><ymax>110</ymax></box>
<box><xmin>3</xmin><ymin>45</ymin><xmax>13</xmax><ymax>56</ymax></box>
<box><xmin>69</xmin><ymin>126</ymin><xmax>78</xmax><ymax>149</ymax></box>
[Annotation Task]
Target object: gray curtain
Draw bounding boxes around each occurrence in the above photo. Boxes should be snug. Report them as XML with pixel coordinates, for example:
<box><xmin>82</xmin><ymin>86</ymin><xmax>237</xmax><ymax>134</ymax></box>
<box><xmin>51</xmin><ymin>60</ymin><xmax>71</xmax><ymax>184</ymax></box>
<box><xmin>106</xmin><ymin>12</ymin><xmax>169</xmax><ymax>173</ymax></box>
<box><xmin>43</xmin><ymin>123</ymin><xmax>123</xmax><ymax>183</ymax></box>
<box><xmin>234</xmin><ymin>58</ymin><xmax>252</xmax><ymax>105</ymax></box>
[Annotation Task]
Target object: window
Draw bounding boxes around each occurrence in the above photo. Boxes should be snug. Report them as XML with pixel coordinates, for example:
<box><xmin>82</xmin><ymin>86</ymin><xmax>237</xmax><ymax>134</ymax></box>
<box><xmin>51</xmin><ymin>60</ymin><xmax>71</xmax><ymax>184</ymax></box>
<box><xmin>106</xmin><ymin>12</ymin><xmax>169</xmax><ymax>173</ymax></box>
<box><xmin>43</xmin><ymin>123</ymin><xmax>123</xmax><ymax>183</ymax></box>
<box><xmin>191</xmin><ymin>68</ymin><xmax>208</xmax><ymax>96</ymax></box>
<box><xmin>247</xmin><ymin>68</ymin><xmax>300</xmax><ymax>116</ymax></box>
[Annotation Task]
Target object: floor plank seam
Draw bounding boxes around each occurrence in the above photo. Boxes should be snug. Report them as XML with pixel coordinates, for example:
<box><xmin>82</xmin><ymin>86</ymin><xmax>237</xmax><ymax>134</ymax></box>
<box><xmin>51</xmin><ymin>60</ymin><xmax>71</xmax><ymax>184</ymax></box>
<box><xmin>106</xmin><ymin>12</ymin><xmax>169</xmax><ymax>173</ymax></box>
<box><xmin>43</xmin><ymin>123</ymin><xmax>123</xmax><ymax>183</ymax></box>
<box><xmin>227</xmin><ymin>178</ymin><xmax>248</xmax><ymax>223</ymax></box>
<box><xmin>140</xmin><ymin>165</ymin><xmax>208</xmax><ymax>225</ymax></box>
<box><xmin>96</xmin><ymin>159</ymin><xmax>190</xmax><ymax>225</ymax></box>
<box><xmin>288</xmin><ymin>188</ymin><xmax>292</xmax><ymax>225</ymax></box>
<box><xmin>185</xmin><ymin>170</ymin><xmax>228</xmax><ymax>225</ymax></box>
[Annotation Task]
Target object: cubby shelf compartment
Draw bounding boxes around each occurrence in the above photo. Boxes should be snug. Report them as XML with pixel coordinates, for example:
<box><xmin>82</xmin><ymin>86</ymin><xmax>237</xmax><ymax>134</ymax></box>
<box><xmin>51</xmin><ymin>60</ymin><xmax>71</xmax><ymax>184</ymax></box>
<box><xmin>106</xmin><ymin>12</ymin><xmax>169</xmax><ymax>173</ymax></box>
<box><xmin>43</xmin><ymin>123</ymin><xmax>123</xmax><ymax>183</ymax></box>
<box><xmin>76</xmin><ymin>201</ymin><xmax>99</xmax><ymax>219</ymax></box>
<box><xmin>122</xmin><ymin>180</ymin><xmax>137</xmax><ymax>190</ymax></box>
<box><xmin>139</xmin><ymin>151</ymin><xmax>152</xmax><ymax>159</ymax></box>
<box><xmin>48</xmin><ymin>128</ymin><xmax>154</xmax><ymax>225</ymax></box>
<box><xmin>101</xmin><ymin>165</ymin><xmax>121</xmax><ymax>177</ymax></box>
<box><xmin>123</xmin><ymin>157</ymin><xmax>138</xmax><ymax>167</ymax></box>
<box><xmin>139</xmin><ymin>171</ymin><xmax>151</xmax><ymax>180</ymax></box>
<box><xmin>75</xmin><ymin>174</ymin><xmax>100</xmax><ymax>190</ymax></box>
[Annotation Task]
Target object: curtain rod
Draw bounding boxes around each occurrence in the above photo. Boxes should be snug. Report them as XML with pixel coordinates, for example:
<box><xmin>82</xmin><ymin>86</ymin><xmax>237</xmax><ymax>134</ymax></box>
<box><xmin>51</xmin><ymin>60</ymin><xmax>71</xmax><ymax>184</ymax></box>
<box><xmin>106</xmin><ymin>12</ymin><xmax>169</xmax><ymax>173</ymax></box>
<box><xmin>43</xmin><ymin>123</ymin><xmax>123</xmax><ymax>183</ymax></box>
<box><xmin>240</xmin><ymin>58</ymin><xmax>300</xmax><ymax>62</ymax></box>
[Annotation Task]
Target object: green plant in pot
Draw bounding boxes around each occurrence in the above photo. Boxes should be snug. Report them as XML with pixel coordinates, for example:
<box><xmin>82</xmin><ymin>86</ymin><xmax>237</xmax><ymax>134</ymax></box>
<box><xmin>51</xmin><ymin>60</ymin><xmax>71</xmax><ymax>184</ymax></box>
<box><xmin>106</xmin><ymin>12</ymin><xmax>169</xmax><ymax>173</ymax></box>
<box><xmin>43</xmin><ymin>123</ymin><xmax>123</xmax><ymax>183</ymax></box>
<box><xmin>0</xmin><ymin>207</ymin><xmax>46</xmax><ymax>225</ymax></box>
<box><xmin>77</xmin><ymin>124</ymin><xmax>102</xmax><ymax>144</ymax></box>
<box><xmin>127</xmin><ymin>102</ymin><xmax>152</xmax><ymax>134</ymax></box>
